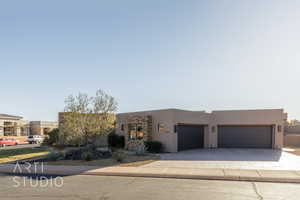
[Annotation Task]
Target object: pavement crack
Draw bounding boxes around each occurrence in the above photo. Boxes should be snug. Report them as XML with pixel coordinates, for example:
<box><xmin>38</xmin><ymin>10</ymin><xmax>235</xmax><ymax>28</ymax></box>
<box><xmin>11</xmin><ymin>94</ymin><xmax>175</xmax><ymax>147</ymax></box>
<box><xmin>251</xmin><ymin>182</ymin><xmax>263</xmax><ymax>200</ymax></box>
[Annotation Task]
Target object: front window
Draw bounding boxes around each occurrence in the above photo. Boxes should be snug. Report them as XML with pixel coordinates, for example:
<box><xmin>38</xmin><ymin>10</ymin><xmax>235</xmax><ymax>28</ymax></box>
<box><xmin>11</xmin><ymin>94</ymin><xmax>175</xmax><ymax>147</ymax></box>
<box><xmin>137</xmin><ymin>124</ymin><xmax>144</xmax><ymax>139</ymax></box>
<box><xmin>128</xmin><ymin>123</ymin><xmax>144</xmax><ymax>140</ymax></box>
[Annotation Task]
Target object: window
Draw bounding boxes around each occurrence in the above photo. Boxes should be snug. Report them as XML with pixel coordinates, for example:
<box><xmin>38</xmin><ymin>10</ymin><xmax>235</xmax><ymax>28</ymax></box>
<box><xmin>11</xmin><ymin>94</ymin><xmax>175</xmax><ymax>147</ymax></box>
<box><xmin>121</xmin><ymin>124</ymin><xmax>124</xmax><ymax>131</ymax></box>
<box><xmin>158</xmin><ymin>123</ymin><xmax>167</xmax><ymax>133</ymax></box>
<box><xmin>277</xmin><ymin>125</ymin><xmax>282</xmax><ymax>132</ymax></box>
<box><xmin>137</xmin><ymin>124</ymin><xmax>144</xmax><ymax>139</ymax></box>
<box><xmin>128</xmin><ymin>124</ymin><xmax>137</xmax><ymax>140</ymax></box>
<box><xmin>128</xmin><ymin>123</ymin><xmax>144</xmax><ymax>140</ymax></box>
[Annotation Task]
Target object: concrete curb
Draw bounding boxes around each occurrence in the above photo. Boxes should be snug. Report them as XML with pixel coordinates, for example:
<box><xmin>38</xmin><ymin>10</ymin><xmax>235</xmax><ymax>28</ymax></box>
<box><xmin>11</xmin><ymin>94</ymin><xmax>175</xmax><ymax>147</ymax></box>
<box><xmin>80</xmin><ymin>171</ymin><xmax>300</xmax><ymax>184</ymax></box>
<box><xmin>1</xmin><ymin>164</ymin><xmax>300</xmax><ymax>184</ymax></box>
<box><xmin>2</xmin><ymin>171</ymin><xmax>300</xmax><ymax>183</ymax></box>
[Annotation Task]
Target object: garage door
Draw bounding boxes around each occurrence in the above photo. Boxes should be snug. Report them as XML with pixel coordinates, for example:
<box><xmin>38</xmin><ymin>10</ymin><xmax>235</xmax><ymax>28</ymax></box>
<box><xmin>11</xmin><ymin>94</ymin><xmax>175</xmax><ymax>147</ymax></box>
<box><xmin>177</xmin><ymin>125</ymin><xmax>204</xmax><ymax>151</ymax></box>
<box><xmin>218</xmin><ymin>125</ymin><xmax>272</xmax><ymax>148</ymax></box>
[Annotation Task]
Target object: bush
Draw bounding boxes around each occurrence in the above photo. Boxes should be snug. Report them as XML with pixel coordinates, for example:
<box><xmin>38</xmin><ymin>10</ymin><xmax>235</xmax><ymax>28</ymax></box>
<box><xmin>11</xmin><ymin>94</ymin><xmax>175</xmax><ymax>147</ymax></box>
<box><xmin>82</xmin><ymin>152</ymin><xmax>93</xmax><ymax>161</ymax></box>
<box><xmin>119</xmin><ymin>136</ymin><xmax>125</xmax><ymax>148</ymax></box>
<box><xmin>144</xmin><ymin>141</ymin><xmax>163</xmax><ymax>153</ymax></box>
<box><xmin>108</xmin><ymin>133</ymin><xmax>125</xmax><ymax>148</ymax></box>
<box><xmin>64</xmin><ymin>148</ymin><xmax>86</xmax><ymax>160</ymax></box>
<box><xmin>48</xmin><ymin>152</ymin><xmax>64</xmax><ymax>161</ymax></box>
<box><xmin>135</xmin><ymin>143</ymin><xmax>147</xmax><ymax>155</ymax></box>
<box><xmin>43</xmin><ymin>128</ymin><xmax>60</xmax><ymax>146</ymax></box>
<box><xmin>64</xmin><ymin>145</ymin><xmax>112</xmax><ymax>161</ymax></box>
<box><xmin>112</xmin><ymin>151</ymin><xmax>126</xmax><ymax>162</ymax></box>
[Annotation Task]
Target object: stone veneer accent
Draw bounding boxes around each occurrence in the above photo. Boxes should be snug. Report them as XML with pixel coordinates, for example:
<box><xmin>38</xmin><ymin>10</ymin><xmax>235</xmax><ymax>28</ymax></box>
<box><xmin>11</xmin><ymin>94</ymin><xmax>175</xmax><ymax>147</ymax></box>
<box><xmin>125</xmin><ymin>115</ymin><xmax>152</xmax><ymax>151</ymax></box>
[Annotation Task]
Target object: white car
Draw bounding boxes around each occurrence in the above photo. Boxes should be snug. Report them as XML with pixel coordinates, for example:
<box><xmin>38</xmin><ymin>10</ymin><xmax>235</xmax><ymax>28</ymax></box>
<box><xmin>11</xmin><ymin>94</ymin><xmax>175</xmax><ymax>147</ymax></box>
<box><xmin>27</xmin><ymin>135</ymin><xmax>44</xmax><ymax>144</ymax></box>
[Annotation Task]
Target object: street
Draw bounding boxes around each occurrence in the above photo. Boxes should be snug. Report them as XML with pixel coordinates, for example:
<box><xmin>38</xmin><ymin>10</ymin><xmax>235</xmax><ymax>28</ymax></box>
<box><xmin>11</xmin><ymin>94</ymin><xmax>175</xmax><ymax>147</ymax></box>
<box><xmin>0</xmin><ymin>144</ymin><xmax>40</xmax><ymax>150</ymax></box>
<box><xmin>0</xmin><ymin>174</ymin><xmax>300</xmax><ymax>200</ymax></box>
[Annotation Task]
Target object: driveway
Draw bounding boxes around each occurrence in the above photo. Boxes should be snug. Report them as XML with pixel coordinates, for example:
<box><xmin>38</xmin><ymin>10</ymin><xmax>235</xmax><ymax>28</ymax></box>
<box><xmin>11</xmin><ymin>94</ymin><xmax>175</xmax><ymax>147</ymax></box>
<box><xmin>142</xmin><ymin>149</ymin><xmax>300</xmax><ymax>170</ymax></box>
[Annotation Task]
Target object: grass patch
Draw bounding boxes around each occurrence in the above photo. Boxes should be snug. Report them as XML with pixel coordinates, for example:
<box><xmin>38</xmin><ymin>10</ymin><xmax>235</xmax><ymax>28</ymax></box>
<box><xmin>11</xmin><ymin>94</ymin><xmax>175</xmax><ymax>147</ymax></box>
<box><xmin>0</xmin><ymin>147</ymin><xmax>50</xmax><ymax>164</ymax></box>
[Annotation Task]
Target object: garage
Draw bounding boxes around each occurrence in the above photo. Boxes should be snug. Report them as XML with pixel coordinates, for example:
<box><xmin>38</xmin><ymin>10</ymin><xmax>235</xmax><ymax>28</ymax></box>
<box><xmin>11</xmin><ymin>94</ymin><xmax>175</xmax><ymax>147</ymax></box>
<box><xmin>218</xmin><ymin>125</ymin><xmax>273</xmax><ymax>148</ymax></box>
<box><xmin>177</xmin><ymin>125</ymin><xmax>204</xmax><ymax>151</ymax></box>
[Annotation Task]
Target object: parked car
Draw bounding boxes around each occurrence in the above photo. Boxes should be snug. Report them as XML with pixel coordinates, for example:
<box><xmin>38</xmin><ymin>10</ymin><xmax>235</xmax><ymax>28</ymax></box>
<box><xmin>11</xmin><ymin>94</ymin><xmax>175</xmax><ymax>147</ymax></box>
<box><xmin>0</xmin><ymin>138</ymin><xmax>18</xmax><ymax>147</ymax></box>
<box><xmin>27</xmin><ymin>135</ymin><xmax>44</xmax><ymax>144</ymax></box>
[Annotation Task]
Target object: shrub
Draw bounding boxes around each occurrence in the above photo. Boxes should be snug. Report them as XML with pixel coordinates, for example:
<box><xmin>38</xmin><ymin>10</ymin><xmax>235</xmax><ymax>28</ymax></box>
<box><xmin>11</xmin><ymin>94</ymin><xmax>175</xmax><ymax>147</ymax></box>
<box><xmin>118</xmin><ymin>136</ymin><xmax>125</xmax><ymax>148</ymax></box>
<box><xmin>64</xmin><ymin>148</ymin><xmax>85</xmax><ymax>160</ymax></box>
<box><xmin>82</xmin><ymin>152</ymin><xmax>93</xmax><ymax>161</ymax></box>
<box><xmin>135</xmin><ymin>143</ymin><xmax>147</xmax><ymax>155</ymax></box>
<box><xmin>43</xmin><ymin>128</ymin><xmax>60</xmax><ymax>146</ymax></box>
<box><xmin>144</xmin><ymin>141</ymin><xmax>163</xmax><ymax>153</ymax></box>
<box><xmin>108</xmin><ymin>133</ymin><xmax>125</xmax><ymax>148</ymax></box>
<box><xmin>48</xmin><ymin>152</ymin><xmax>64</xmax><ymax>161</ymax></box>
<box><xmin>112</xmin><ymin>151</ymin><xmax>126</xmax><ymax>162</ymax></box>
<box><xmin>64</xmin><ymin>145</ymin><xmax>111</xmax><ymax>161</ymax></box>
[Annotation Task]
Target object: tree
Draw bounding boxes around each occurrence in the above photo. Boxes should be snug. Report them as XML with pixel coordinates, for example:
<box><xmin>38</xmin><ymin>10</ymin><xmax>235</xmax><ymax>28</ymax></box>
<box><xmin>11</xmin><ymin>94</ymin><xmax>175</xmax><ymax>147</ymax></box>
<box><xmin>59</xmin><ymin>89</ymin><xmax>118</xmax><ymax>146</ymax></box>
<box><xmin>43</xmin><ymin>128</ymin><xmax>59</xmax><ymax>145</ymax></box>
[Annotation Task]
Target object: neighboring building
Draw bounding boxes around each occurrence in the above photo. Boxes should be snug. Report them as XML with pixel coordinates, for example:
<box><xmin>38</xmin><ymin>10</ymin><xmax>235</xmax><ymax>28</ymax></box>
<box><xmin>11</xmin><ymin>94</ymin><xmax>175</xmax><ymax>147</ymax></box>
<box><xmin>30</xmin><ymin>121</ymin><xmax>58</xmax><ymax>135</ymax></box>
<box><xmin>0</xmin><ymin>114</ymin><xmax>29</xmax><ymax>136</ymax></box>
<box><xmin>0</xmin><ymin>114</ymin><xmax>57</xmax><ymax>137</ymax></box>
<box><xmin>116</xmin><ymin>108</ymin><xmax>287</xmax><ymax>152</ymax></box>
<box><xmin>284</xmin><ymin>122</ymin><xmax>300</xmax><ymax>147</ymax></box>
<box><xmin>289</xmin><ymin>119</ymin><xmax>300</xmax><ymax>126</ymax></box>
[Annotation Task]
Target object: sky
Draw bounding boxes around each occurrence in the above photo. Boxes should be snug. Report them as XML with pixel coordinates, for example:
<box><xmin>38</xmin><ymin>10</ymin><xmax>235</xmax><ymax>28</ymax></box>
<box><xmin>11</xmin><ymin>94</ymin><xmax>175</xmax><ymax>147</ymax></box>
<box><xmin>0</xmin><ymin>0</ymin><xmax>300</xmax><ymax>121</ymax></box>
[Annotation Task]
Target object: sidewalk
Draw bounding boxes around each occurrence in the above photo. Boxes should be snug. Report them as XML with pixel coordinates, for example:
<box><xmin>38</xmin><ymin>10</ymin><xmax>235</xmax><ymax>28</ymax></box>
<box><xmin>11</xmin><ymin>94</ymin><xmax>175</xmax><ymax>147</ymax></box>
<box><xmin>1</xmin><ymin>164</ymin><xmax>300</xmax><ymax>183</ymax></box>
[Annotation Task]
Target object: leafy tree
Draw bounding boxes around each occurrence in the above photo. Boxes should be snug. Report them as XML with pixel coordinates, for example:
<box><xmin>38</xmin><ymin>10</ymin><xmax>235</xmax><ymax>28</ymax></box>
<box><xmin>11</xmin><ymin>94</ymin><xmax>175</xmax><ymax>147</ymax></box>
<box><xmin>59</xmin><ymin>89</ymin><xmax>117</xmax><ymax>146</ymax></box>
<box><xmin>43</xmin><ymin>128</ymin><xmax>59</xmax><ymax>145</ymax></box>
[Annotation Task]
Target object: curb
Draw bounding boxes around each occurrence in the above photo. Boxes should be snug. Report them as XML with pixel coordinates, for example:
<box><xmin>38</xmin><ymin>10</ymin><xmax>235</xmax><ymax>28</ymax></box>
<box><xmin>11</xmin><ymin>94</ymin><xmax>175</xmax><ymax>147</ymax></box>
<box><xmin>80</xmin><ymin>171</ymin><xmax>300</xmax><ymax>184</ymax></box>
<box><xmin>2</xmin><ymin>171</ymin><xmax>300</xmax><ymax>183</ymax></box>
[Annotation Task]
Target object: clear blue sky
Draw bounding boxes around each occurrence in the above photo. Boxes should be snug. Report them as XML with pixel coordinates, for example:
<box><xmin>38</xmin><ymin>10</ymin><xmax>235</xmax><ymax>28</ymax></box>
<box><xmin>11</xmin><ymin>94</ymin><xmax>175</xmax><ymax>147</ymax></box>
<box><xmin>1</xmin><ymin>0</ymin><xmax>299</xmax><ymax>121</ymax></box>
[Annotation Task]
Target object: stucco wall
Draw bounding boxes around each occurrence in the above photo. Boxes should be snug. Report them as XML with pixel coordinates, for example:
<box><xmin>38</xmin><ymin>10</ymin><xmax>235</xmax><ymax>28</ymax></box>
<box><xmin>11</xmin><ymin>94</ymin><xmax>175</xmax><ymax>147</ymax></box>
<box><xmin>117</xmin><ymin>108</ymin><xmax>286</xmax><ymax>152</ymax></box>
<box><xmin>117</xmin><ymin>109</ymin><xmax>177</xmax><ymax>152</ymax></box>
<box><xmin>284</xmin><ymin>134</ymin><xmax>300</xmax><ymax>147</ymax></box>
<box><xmin>285</xmin><ymin>125</ymin><xmax>300</xmax><ymax>134</ymax></box>
<box><xmin>211</xmin><ymin>109</ymin><xmax>285</xmax><ymax>149</ymax></box>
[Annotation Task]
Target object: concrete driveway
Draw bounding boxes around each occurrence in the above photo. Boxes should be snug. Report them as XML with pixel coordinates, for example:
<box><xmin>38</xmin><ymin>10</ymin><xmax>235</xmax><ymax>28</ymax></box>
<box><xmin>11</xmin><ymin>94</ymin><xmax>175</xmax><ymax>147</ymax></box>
<box><xmin>143</xmin><ymin>149</ymin><xmax>300</xmax><ymax>170</ymax></box>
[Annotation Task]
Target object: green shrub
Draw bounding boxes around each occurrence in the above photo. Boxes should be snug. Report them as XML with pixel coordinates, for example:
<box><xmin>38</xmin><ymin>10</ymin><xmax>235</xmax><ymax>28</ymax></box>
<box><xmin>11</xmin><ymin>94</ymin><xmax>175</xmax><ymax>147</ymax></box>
<box><xmin>112</xmin><ymin>151</ymin><xmax>126</xmax><ymax>162</ymax></box>
<box><xmin>108</xmin><ymin>132</ymin><xmax>125</xmax><ymax>148</ymax></box>
<box><xmin>82</xmin><ymin>152</ymin><xmax>93</xmax><ymax>161</ymax></box>
<box><xmin>43</xmin><ymin>128</ymin><xmax>60</xmax><ymax>146</ymax></box>
<box><xmin>48</xmin><ymin>152</ymin><xmax>64</xmax><ymax>161</ymax></box>
<box><xmin>144</xmin><ymin>141</ymin><xmax>163</xmax><ymax>153</ymax></box>
<box><xmin>118</xmin><ymin>136</ymin><xmax>125</xmax><ymax>148</ymax></box>
<box><xmin>135</xmin><ymin>143</ymin><xmax>147</xmax><ymax>155</ymax></box>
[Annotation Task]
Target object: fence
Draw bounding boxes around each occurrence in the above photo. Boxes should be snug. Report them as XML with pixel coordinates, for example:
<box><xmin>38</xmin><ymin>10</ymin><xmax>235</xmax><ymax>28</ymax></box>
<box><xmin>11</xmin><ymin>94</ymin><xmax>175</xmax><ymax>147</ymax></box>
<box><xmin>284</xmin><ymin>134</ymin><xmax>300</xmax><ymax>147</ymax></box>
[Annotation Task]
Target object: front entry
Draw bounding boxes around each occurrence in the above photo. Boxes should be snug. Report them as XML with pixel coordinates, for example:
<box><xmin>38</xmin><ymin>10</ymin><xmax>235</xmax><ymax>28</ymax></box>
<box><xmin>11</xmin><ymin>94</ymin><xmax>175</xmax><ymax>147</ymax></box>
<box><xmin>177</xmin><ymin>125</ymin><xmax>204</xmax><ymax>151</ymax></box>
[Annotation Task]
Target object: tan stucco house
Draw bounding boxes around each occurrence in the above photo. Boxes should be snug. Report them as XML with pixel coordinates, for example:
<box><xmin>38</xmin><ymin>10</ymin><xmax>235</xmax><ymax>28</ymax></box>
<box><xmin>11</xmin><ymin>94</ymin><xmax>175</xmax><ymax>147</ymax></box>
<box><xmin>116</xmin><ymin>108</ymin><xmax>287</xmax><ymax>152</ymax></box>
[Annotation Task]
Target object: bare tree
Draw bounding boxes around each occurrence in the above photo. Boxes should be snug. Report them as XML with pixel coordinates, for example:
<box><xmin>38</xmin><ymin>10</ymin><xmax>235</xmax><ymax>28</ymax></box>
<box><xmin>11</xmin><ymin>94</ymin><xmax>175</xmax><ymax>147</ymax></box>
<box><xmin>59</xmin><ymin>89</ymin><xmax>118</xmax><ymax>146</ymax></box>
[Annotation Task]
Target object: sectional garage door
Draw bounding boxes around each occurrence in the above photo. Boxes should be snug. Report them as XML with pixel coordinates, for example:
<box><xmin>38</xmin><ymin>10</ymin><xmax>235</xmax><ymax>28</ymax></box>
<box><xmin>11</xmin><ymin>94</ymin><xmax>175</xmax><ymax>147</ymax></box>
<box><xmin>218</xmin><ymin>125</ymin><xmax>273</xmax><ymax>148</ymax></box>
<box><xmin>177</xmin><ymin>125</ymin><xmax>204</xmax><ymax>151</ymax></box>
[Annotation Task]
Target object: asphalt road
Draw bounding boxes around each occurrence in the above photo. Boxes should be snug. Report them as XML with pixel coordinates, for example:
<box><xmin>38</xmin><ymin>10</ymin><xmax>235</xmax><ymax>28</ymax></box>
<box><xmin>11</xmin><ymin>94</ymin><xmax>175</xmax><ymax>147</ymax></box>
<box><xmin>0</xmin><ymin>174</ymin><xmax>300</xmax><ymax>200</ymax></box>
<box><xmin>0</xmin><ymin>144</ymin><xmax>40</xmax><ymax>150</ymax></box>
